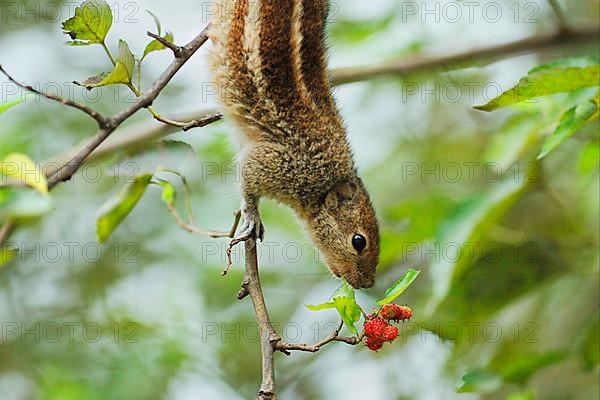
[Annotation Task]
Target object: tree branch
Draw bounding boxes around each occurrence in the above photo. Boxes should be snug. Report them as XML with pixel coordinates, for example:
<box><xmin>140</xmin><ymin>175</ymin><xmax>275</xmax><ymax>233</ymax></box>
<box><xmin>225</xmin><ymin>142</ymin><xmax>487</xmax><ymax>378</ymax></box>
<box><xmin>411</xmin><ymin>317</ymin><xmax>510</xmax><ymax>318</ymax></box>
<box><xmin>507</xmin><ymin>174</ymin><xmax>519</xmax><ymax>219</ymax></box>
<box><xmin>0</xmin><ymin>65</ymin><xmax>108</xmax><ymax>127</ymax></box>
<box><xmin>0</xmin><ymin>26</ymin><xmax>215</xmax><ymax>247</ymax></box>
<box><xmin>330</xmin><ymin>27</ymin><xmax>599</xmax><ymax>85</ymax></box>
<box><xmin>147</xmin><ymin>31</ymin><xmax>182</xmax><ymax>56</ymax></box>
<box><xmin>240</xmin><ymin>239</ymin><xmax>280</xmax><ymax>400</ymax></box>
<box><xmin>46</xmin><ymin>25</ymin><xmax>211</xmax><ymax>189</ymax></box>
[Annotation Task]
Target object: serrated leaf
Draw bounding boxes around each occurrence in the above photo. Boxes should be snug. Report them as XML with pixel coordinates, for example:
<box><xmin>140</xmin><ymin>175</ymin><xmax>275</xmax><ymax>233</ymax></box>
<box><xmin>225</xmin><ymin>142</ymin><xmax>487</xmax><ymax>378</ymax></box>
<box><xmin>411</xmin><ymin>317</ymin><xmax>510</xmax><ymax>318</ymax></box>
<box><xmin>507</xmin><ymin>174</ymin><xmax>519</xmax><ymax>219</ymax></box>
<box><xmin>75</xmin><ymin>40</ymin><xmax>135</xmax><ymax>88</ymax></box>
<box><xmin>0</xmin><ymin>153</ymin><xmax>48</xmax><ymax>194</ymax></box>
<box><xmin>142</xmin><ymin>32</ymin><xmax>174</xmax><ymax>60</ymax></box>
<box><xmin>0</xmin><ymin>99</ymin><xmax>22</xmax><ymax>115</ymax></box>
<box><xmin>538</xmin><ymin>95</ymin><xmax>599</xmax><ymax>159</ymax></box>
<box><xmin>333</xmin><ymin>281</ymin><xmax>360</xmax><ymax>334</ymax></box>
<box><xmin>333</xmin><ymin>296</ymin><xmax>361</xmax><ymax>335</ymax></box>
<box><xmin>62</xmin><ymin>0</ymin><xmax>113</xmax><ymax>45</ymax></box>
<box><xmin>96</xmin><ymin>173</ymin><xmax>152</xmax><ymax>244</ymax></box>
<box><xmin>475</xmin><ymin>59</ymin><xmax>600</xmax><ymax>111</ymax></box>
<box><xmin>377</xmin><ymin>269</ymin><xmax>420</xmax><ymax>305</ymax></box>
<box><xmin>305</xmin><ymin>281</ymin><xmax>361</xmax><ymax>334</ymax></box>
<box><xmin>117</xmin><ymin>39</ymin><xmax>135</xmax><ymax>78</ymax></box>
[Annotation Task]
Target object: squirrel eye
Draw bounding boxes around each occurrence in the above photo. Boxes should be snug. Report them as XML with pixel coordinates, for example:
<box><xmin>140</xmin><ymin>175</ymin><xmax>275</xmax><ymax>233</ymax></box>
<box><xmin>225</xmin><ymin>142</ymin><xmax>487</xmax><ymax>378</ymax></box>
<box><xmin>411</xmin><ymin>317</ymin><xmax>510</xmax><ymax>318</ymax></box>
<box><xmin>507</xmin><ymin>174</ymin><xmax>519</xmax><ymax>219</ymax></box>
<box><xmin>351</xmin><ymin>234</ymin><xmax>367</xmax><ymax>253</ymax></box>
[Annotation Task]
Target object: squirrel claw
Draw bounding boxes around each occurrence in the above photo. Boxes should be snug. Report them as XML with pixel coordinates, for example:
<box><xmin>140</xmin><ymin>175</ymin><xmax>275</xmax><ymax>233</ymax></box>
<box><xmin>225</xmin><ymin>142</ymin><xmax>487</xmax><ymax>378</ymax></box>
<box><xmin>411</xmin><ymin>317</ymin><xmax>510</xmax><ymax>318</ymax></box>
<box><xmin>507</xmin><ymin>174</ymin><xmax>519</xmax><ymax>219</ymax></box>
<box><xmin>222</xmin><ymin>210</ymin><xmax>264</xmax><ymax>276</ymax></box>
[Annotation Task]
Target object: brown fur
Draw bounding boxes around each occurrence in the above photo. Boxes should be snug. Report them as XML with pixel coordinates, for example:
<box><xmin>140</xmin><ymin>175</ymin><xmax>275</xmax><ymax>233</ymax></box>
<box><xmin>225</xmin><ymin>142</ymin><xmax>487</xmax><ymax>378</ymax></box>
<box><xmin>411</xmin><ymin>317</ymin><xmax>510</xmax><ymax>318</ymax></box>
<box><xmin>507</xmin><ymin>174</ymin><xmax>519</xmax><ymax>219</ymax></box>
<box><xmin>208</xmin><ymin>0</ymin><xmax>379</xmax><ymax>288</ymax></box>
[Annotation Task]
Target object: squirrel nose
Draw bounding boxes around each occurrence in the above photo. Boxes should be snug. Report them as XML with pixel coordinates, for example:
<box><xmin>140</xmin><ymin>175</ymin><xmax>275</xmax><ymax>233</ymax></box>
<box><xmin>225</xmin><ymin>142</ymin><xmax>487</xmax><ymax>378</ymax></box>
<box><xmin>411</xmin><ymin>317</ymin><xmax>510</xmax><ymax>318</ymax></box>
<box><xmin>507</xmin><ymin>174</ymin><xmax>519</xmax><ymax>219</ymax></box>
<box><xmin>361</xmin><ymin>276</ymin><xmax>374</xmax><ymax>288</ymax></box>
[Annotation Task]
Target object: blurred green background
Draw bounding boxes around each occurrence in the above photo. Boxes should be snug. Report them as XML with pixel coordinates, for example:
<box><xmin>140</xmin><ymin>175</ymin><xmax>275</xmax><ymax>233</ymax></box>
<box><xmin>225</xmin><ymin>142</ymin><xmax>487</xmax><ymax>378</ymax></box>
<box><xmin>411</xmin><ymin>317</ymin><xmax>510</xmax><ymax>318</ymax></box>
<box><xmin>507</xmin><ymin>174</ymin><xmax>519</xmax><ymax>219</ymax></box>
<box><xmin>0</xmin><ymin>0</ymin><xmax>598</xmax><ymax>399</ymax></box>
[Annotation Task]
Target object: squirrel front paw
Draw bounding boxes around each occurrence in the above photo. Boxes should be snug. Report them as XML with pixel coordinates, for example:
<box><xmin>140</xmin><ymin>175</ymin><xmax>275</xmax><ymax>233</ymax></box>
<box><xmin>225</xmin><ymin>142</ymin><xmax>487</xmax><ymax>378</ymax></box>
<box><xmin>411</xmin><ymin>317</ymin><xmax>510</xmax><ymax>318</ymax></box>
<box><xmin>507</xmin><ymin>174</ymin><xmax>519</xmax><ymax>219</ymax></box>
<box><xmin>241</xmin><ymin>209</ymin><xmax>265</xmax><ymax>241</ymax></box>
<box><xmin>232</xmin><ymin>207</ymin><xmax>264</xmax><ymax>244</ymax></box>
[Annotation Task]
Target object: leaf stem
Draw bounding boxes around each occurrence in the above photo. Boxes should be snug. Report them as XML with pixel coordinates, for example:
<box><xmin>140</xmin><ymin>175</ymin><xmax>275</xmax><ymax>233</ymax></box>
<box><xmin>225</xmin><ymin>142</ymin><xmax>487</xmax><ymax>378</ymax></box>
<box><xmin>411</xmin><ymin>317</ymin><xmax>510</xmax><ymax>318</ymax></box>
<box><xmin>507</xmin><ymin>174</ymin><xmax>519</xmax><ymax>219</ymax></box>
<box><xmin>101</xmin><ymin>41</ymin><xmax>116</xmax><ymax>66</ymax></box>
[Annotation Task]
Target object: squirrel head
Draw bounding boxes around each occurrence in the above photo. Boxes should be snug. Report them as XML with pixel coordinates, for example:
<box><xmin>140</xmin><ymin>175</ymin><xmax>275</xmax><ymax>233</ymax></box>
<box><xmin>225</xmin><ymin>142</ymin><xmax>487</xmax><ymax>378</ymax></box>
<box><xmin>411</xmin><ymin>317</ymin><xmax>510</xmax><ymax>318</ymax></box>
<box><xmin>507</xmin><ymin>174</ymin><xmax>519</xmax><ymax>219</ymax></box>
<box><xmin>308</xmin><ymin>179</ymin><xmax>379</xmax><ymax>289</ymax></box>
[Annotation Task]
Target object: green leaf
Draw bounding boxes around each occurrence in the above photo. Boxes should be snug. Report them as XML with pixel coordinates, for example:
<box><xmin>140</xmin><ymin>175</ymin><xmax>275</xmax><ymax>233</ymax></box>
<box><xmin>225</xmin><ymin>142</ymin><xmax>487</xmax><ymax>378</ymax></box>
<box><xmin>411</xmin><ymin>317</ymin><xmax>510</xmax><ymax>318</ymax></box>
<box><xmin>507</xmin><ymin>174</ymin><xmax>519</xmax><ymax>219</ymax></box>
<box><xmin>305</xmin><ymin>280</ymin><xmax>361</xmax><ymax>334</ymax></box>
<box><xmin>96</xmin><ymin>173</ymin><xmax>152</xmax><ymax>244</ymax></box>
<box><xmin>142</xmin><ymin>32</ymin><xmax>174</xmax><ymax>60</ymax></box>
<box><xmin>305</xmin><ymin>302</ymin><xmax>336</xmax><ymax>311</ymax></box>
<box><xmin>427</xmin><ymin>175</ymin><xmax>528</xmax><ymax>313</ymax></box>
<box><xmin>475</xmin><ymin>58</ymin><xmax>600</xmax><ymax>111</ymax></box>
<box><xmin>0</xmin><ymin>245</ymin><xmax>18</xmax><ymax>267</ymax></box>
<box><xmin>579</xmin><ymin>313</ymin><xmax>600</xmax><ymax>370</ymax></box>
<box><xmin>457</xmin><ymin>370</ymin><xmax>502</xmax><ymax>394</ymax></box>
<box><xmin>377</xmin><ymin>268</ymin><xmax>420</xmax><ymax>305</ymax></box>
<box><xmin>156</xmin><ymin>179</ymin><xmax>176</xmax><ymax>207</ymax></box>
<box><xmin>333</xmin><ymin>281</ymin><xmax>361</xmax><ymax>334</ymax></box>
<box><xmin>499</xmin><ymin>351</ymin><xmax>567</xmax><ymax>385</ymax></box>
<box><xmin>0</xmin><ymin>153</ymin><xmax>48</xmax><ymax>194</ymax></box>
<box><xmin>62</xmin><ymin>0</ymin><xmax>113</xmax><ymax>45</ymax></box>
<box><xmin>117</xmin><ymin>39</ymin><xmax>135</xmax><ymax>78</ymax></box>
<box><xmin>506</xmin><ymin>391</ymin><xmax>535</xmax><ymax>400</ymax></box>
<box><xmin>75</xmin><ymin>40</ymin><xmax>135</xmax><ymax>88</ymax></box>
<box><xmin>538</xmin><ymin>93</ymin><xmax>599</xmax><ymax>159</ymax></box>
<box><xmin>0</xmin><ymin>188</ymin><xmax>53</xmax><ymax>220</ymax></box>
<box><xmin>333</xmin><ymin>296</ymin><xmax>361</xmax><ymax>335</ymax></box>
<box><xmin>0</xmin><ymin>99</ymin><xmax>22</xmax><ymax>115</ymax></box>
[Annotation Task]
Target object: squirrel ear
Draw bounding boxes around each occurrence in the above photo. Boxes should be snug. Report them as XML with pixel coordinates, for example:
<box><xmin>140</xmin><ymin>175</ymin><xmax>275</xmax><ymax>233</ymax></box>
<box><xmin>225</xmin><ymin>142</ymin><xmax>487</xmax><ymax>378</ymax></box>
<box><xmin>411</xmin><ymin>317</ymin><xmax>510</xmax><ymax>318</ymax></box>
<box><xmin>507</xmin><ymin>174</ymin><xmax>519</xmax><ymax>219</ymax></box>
<box><xmin>325</xmin><ymin>181</ymin><xmax>357</xmax><ymax>210</ymax></box>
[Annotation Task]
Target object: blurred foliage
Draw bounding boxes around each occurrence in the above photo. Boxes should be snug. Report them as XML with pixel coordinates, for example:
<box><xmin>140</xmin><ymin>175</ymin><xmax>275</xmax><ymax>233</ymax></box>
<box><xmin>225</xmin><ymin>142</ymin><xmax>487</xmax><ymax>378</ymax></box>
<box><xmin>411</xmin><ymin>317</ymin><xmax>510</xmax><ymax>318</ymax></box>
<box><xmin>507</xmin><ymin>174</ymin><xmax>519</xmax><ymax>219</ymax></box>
<box><xmin>1</xmin><ymin>0</ymin><xmax>599</xmax><ymax>400</ymax></box>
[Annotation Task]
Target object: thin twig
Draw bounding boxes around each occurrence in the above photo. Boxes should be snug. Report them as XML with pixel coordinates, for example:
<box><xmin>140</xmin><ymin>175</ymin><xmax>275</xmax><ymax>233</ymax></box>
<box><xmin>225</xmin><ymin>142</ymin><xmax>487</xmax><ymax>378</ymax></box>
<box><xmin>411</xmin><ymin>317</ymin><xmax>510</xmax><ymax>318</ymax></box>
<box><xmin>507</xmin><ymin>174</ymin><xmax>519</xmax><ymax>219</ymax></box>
<box><xmin>152</xmin><ymin>112</ymin><xmax>223</xmax><ymax>131</ymax></box>
<box><xmin>46</xmin><ymin>25</ymin><xmax>212</xmax><ymax>189</ymax></box>
<box><xmin>164</xmin><ymin>202</ymin><xmax>239</xmax><ymax>239</ymax></box>
<box><xmin>0</xmin><ymin>65</ymin><xmax>108</xmax><ymax>127</ymax></box>
<box><xmin>147</xmin><ymin>31</ymin><xmax>183</xmax><ymax>56</ymax></box>
<box><xmin>274</xmin><ymin>321</ymin><xmax>363</xmax><ymax>353</ymax></box>
<box><xmin>35</xmin><ymin>26</ymin><xmax>599</xmax><ymax>183</ymax></box>
<box><xmin>0</xmin><ymin>25</ymin><xmax>215</xmax><ymax>247</ymax></box>
<box><xmin>0</xmin><ymin>220</ymin><xmax>15</xmax><ymax>247</ymax></box>
<box><xmin>546</xmin><ymin>0</ymin><xmax>569</xmax><ymax>31</ymax></box>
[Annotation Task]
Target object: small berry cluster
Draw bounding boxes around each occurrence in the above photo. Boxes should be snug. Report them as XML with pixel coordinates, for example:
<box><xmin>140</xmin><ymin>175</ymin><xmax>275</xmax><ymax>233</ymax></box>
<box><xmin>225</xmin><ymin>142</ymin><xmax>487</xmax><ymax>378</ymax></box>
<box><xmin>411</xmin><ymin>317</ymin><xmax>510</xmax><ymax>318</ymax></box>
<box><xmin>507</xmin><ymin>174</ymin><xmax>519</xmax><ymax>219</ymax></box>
<box><xmin>363</xmin><ymin>304</ymin><xmax>412</xmax><ymax>351</ymax></box>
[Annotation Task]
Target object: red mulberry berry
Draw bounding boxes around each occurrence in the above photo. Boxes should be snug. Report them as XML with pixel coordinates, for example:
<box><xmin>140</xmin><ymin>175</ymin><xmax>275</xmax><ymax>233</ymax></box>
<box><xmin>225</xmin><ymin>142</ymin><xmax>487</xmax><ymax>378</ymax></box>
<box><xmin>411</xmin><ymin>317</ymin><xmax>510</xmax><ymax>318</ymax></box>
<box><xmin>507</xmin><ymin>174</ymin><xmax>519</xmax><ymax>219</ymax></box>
<box><xmin>366</xmin><ymin>336</ymin><xmax>384</xmax><ymax>351</ymax></box>
<box><xmin>383</xmin><ymin>325</ymin><xmax>398</xmax><ymax>342</ymax></box>
<box><xmin>380</xmin><ymin>304</ymin><xmax>412</xmax><ymax>322</ymax></box>
<box><xmin>364</xmin><ymin>317</ymin><xmax>388</xmax><ymax>338</ymax></box>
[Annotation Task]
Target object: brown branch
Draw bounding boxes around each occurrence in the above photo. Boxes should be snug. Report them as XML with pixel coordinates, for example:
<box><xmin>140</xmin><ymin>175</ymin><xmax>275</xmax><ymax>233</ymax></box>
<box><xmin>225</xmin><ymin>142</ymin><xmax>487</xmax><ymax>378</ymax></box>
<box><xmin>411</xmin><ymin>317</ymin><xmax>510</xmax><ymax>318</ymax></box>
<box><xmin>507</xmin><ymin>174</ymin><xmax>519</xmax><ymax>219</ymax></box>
<box><xmin>235</xmin><ymin>236</ymin><xmax>365</xmax><ymax>398</ymax></box>
<box><xmin>46</xmin><ymin>25</ymin><xmax>211</xmax><ymax>189</ymax></box>
<box><xmin>151</xmin><ymin>112</ymin><xmax>223</xmax><ymax>132</ymax></box>
<box><xmin>240</xmin><ymin>239</ymin><xmax>280</xmax><ymax>400</ymax></box>
<box><xmin>30</xmin><ymin>26</ymin><xmax>600</xmax><ymax>185</ymax></box>
<box><xmin>0</xmin><ymin>25</ymin><xmax>214</xmax><ymax>247</ymax></box>
<box><xmin>274</xmin><ymin>321</ymin><xmax>362</xmax><ymax>353</ymax></box>
<box><xmin>0</xmin><ymin>65</ymin><xmax>108</xmax><ymax>127</ymax></box>
<box><xmin>0</xmin><ymin>221</ymin><xmax>15</xmax><ymax>247</ymax></box>
<box><xmin>147</xmin><ymin>31</ymin><xmax>182</xmax><ymax>56</ymax></box>
<box><xmin>42</xmin><ymin>109</ymin><xmax>221</xmax><ymax>177</ymax></box>
<box><xmin>330</xmin><ymin>27</ymin><xmax>599</xmax><ymax>85</ymax></box>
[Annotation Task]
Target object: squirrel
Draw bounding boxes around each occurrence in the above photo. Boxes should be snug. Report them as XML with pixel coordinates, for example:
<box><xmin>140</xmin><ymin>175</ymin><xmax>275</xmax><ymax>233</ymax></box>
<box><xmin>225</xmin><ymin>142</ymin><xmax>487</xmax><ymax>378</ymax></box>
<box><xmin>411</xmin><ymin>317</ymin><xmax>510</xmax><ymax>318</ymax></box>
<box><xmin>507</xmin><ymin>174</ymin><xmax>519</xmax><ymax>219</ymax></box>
<box><xmin>208</xmin><ymin>0</ymin><xmax>379</xmax><ymax>289</ymax></box>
